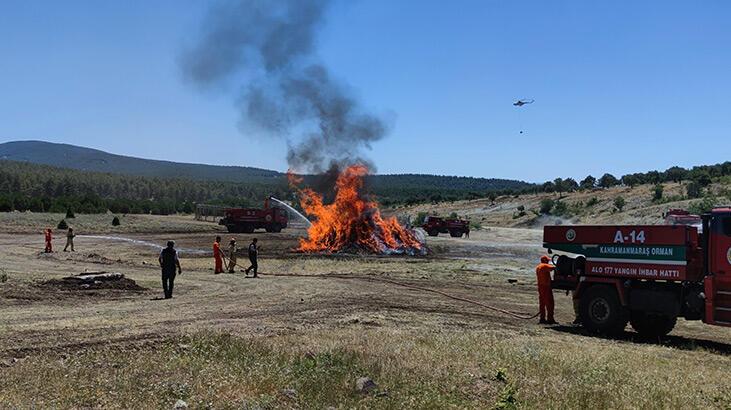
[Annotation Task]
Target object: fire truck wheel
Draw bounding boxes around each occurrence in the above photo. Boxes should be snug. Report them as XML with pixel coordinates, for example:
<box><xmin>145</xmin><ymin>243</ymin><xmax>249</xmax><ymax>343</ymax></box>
<box><xmin>427</xmin><ymin>230</ymin><xmax>439</xmax><ymax>237</ymax></box>
<box><xmin>242</xmin><ymin>224</ymin><xmax>255</xmax><ymax>234</ymax></box>
<box><xmin>579</xmin><ymin>286</ymin><xmax>628</xmax><ymax>335</ymax></box>
<box><xmin>449</xmin><ymin>229</ymin><xmax>463</xmax><ymax>237</ymax></box>
<box><xmin>630</xmin><ymin>312</ymin><xmax>676</xmax><ymax>338</ymax></box>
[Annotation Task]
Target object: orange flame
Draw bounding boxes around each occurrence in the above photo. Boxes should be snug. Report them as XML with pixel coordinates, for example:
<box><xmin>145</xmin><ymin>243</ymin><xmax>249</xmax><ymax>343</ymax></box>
<box><xmin>292</xmin><ymin>164</ymin><xmax>424</xmax><ymax>254</ymax></box>
<box><xmin>286</xmin><ymin>169</ymin><xmax>303</xmax><ymax>187</ymax></box>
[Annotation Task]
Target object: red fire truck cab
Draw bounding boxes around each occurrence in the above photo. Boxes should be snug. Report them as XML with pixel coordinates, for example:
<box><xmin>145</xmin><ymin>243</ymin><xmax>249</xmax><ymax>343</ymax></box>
<box><xmin>663</xmin><ymin>208</ymin><xmax>702</xmax><ymax>230</ymax></box>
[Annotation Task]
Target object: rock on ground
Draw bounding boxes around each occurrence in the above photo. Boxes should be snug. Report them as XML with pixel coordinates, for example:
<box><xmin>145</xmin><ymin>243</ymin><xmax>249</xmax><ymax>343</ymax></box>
<box><xmin>173</xmin><ymin>399</ymin><xmax>188</xmax><ymax>409</ymax></box>
<box><xmin>355</xmin><ymin>377</ymin><xmax>377</xmax><ymax>393</ymax></box>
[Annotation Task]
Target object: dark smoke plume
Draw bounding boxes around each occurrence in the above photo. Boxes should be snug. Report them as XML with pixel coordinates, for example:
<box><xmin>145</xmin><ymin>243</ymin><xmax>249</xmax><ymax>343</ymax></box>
<box><xmin>181</xmin><ymin>0</ymin><xmax>389</xmax><ymax>174</ymax></box>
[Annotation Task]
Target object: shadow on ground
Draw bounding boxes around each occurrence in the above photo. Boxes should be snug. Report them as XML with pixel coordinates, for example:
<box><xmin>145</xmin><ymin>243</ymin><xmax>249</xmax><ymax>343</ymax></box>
<box><xmin>549</xmin><ymin>324</ymin><xmax>731</xmax><ymax>355</ymax></box>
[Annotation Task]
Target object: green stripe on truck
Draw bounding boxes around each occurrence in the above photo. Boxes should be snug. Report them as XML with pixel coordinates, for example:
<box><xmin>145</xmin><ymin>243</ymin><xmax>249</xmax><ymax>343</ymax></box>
<box><xmin>544</xmin><ymin>243</ymin><xmax>687</xmax><ymax>262</ymax></box>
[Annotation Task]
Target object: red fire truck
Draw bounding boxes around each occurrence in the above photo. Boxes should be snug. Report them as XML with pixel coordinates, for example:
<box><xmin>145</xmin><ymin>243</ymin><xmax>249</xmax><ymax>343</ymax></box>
<box><xmin>219</xmin><ymin>199</ymin><xmax>289</xmax><ymax>233</ymax></box>
<box><xmin>544</xmin><ymin>207</ymin><xmax>731</xmax><ymax>337</ymax></box>
<box><xmin>422</xmin><ymin>216</ymin><xmax>470</xmax><ymax>237</ymax></box>
<box><xmin>663</xmin><ymin>208</ymin><xmax>702</xmax><ymax>229</ymax></box>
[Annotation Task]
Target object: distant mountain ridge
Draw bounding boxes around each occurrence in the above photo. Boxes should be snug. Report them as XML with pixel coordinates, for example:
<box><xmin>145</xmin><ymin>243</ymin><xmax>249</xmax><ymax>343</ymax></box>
<box><xmin>0</xmin><ymin>140</ymin><xmax>533</xmax><ymax>191</ymax></box>
<box><xmin>0</xmin><ymin>140</ymin><xmax>280</xmax><ymax>182</ymax></box>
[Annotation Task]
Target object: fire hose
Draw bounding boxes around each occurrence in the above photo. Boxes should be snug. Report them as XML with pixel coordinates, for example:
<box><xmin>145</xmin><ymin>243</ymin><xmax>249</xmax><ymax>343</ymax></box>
<box><xmin>262</xmin><ymin>273</ymin><xmax>540</xmax><ymax>320</ymax></box>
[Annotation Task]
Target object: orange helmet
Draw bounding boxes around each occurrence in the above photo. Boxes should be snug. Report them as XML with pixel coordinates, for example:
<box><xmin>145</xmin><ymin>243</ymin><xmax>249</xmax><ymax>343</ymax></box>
<box><xmin>540</xmin><ymin>255</ymin><xmax>550</xmax><ymax>263</ymax></box>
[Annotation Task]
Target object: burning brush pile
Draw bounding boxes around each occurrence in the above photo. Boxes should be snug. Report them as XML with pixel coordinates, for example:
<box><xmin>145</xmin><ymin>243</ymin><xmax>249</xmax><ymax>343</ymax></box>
<box><xmin>290</xmin><ymin>165</ymin><xmax>426</xmax><ymax>255</ymax></box>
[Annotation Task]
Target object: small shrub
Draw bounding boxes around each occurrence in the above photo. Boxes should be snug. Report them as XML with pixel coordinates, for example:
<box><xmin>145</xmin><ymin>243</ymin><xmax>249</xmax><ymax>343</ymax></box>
<box><xmin>493</xmin><ymin>368</ymin><xmax>508</xmax><ymax>383</ymax></box>
<box><xmin>568</xmin><ymin>201</ymin><xmax>584</xmax><ymax>216</ymax></box>
<box><xmin>0</xmin><ymin>268</ymin><xmax>7</xmax><ymax>283</ymax></box>
<box><xmin>688</xmin><ymin>196</ymin><xmax>717</xmax><ymax>215</ymax></box>
<box><xmin>495</xmin><ymin>383</ymin><xmax>519</xmax><ymax>409</ymax></box>
<box><xmin>469</xmin><ymin>220</ymin><xmax>482</xmax><ymax>230</ymax></box>
<box><xmin>65</xmin><ymin>209</ymin><xmax>75</xmax><ymax>219</ymax></box>
<box><xmin>112</xmin><ymin>216</ymin><xmax>121</xmax><ymax>226</ymax></box>
<box><xmin>655</xmin><ymin>194</ymin><xmax>684</xmax><ymax>204</ymax></box>
<box><xmin>57</xmin><ymin>219</ymin><xmax>68</xmax><ymax>230</ymax></box>
<box><xmin>686</xmin><ymin>181</ymin><xmax>702</xmax><ymax>199</ymax></box>
<box><xmin>614</xmin><ymin>196</ymin><xmax>626</xmax><ymax>211</ymax></box>
<box><xmin>586</xmin><ymin>197</ymin><xmax>599</xmax><ymax>207</ymax></box>
<box><xmin>553</xmin><ymin>201</ymin><xmax>569</xmax><ymax>216</ymax></box>
<box><xmin>653</xmin><ymin>184</ymin><xmax>664</xmax><ymax>201</ymax></box>
<box><xmin>512</xmin><ymin>205</ymin><xmax>527</xmax><ymax>219</ymax></box>
<box><xmin>414</xmin><ymin>212</ymin><xmax>428</xmax><ymax>226</ymax></box>
<box><xmin>492</xmin><ymin>367</ymin><xmax>517</xmax><ymax>409</ymax></box>
<box><xmin>539</xmin><ymin>199</ymin><xmax>555</xmax><ymax>215</ymax></box>
<box><xmin>449</xmin><ymin>212</ymin><xmax>458</xmax><ymax>219</ymax></box>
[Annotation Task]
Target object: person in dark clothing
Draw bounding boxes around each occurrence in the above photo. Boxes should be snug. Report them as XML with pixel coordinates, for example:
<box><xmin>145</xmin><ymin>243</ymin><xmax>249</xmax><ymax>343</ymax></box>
<box><xmin>158</xmin><ymin>240</ymin><xmax>182</xmax><ymax>299</ymax></box>
<box><xmin>245</xmin><ymin>238</ymin><xmax>259</xmax><ymax>277</ymax></box>
<box><xmin>63</xmin><ymin>227</ymin><xmax>75</xmax><ymax>252</ymax></box>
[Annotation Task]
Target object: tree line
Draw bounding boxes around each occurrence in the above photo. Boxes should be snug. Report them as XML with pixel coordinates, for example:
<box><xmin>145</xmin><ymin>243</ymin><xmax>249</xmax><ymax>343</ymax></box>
<box><xmin>534</xmin><ymin>162</ymin><xmax>731</xmax><ymax>198</ymax></box>
<box><xmin>3</xmin><ymin>159</ymin><xmax>730</xmax><ymax>215</ymax></box>
<box><xmin>0</xmin><ymin>160</ymin><xmax>524</xmax><ymax>214</ymax></box>
<box><xmin>0</xmin><ymin>160</ymin><xmax>290</xmax><ymax>214</ymax></box>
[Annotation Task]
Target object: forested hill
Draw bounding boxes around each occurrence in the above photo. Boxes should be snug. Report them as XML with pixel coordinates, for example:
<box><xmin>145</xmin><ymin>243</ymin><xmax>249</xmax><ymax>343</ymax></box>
<box><xmin>0</xmin><ymin>140</ymin><xmax>534</xmax><ymax>193</ymax></box>
<box><xmin>0</xmin><ymin>159</ymin><xmax>535</xmax><ymax>214</ymax></box>
<box><xmin>0</xmin><ymin>159</ymin><xmax>287</xmax><ymax>214</ymax></box>
<box><xmin>367</xmin><ymin>174</ymin><xmax>533</xmax><ymax>192</ymax></box>
<box><xmin>0</xmin><ymin>140</ymin><xmax>280</xmax><ymax>182</ymax></box>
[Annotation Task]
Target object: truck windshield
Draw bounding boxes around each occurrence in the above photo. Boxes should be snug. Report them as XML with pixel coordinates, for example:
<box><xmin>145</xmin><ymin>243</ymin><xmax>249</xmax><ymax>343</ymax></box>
<box><xmin>666</xmin><ymin>215</ymin><xmax>703</xmax><ymax>233</ymax></box>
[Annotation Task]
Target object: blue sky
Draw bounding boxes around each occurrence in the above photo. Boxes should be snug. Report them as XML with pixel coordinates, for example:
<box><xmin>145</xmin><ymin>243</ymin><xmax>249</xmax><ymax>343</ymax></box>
<box><xmin>0</xmin><ymin>0</ymin><xmax>729</xmax><ymax>182</ymax></box>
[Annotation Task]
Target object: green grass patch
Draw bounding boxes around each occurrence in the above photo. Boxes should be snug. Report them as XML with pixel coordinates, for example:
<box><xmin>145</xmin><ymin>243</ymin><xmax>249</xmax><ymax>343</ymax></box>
<box><xmin>1</xmin><ymin>331</ymin><xmax>730</xmax><ymax>409</ymax></box>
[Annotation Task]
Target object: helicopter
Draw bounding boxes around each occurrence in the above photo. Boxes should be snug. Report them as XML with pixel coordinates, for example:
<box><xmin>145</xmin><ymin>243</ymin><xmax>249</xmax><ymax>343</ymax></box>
<box><xmin>513</xmin><ymin>99</ymin><xmax>534</xmax><ymax>107</ymax></box>
<box><xmin>513</xmin><ymin>99</ymin><xmax>534</xmax><ymax>133</ymax></box>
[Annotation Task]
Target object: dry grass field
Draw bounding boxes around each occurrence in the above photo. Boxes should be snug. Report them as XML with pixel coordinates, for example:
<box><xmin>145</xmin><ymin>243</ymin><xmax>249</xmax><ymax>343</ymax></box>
<box><xmin>1</xmin><ymin>213</ymin><xmax>731</xmax><ymax>408</ymax></box>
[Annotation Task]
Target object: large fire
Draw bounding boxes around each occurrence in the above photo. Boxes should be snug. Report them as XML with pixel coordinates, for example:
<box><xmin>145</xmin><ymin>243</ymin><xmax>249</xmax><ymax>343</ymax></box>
<box><xmin>290</xmin><ymin>164</ymin><xmax>425</xmax><ymax>255</ymax></box>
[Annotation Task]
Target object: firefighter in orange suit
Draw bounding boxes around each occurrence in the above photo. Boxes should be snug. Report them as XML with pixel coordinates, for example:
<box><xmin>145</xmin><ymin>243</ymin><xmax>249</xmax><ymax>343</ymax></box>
<box><xmin>213</xmin><ymin>236</ymin><xmax>224</xmax><ymax>274</ymax></box>
<box><xmin>44</xmin><ymin>228</ymin><xmax>53</xmax><ymax>253</ymax></box>
<box><xmin>536</xmin><ymin>255</ymin><xmax>556</xmax><ymax>324</ymax></box>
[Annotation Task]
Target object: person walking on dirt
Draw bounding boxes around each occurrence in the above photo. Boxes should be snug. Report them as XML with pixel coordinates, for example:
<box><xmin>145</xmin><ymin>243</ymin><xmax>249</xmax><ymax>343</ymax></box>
<box><xmin>213</xmin><ymin>235</ymin><xmax>224</xmax><ymax>274</ymax></box>
<box><xmin>44</xmin><ymin>228</ymin><xmax>53</xmax><ymax>253</ymax></box>
<box><xmin>158</xmin><ymin>240</ymin><xmax>182</xmax><ymax>299</ymax></box>
<box><xmin>245</xmin><ymin>238</ymin><xmax>259</xmax><ymax>277</ymax></box>
<box><xmin>536</xmin><ymin>255</ymin><xmax>556</xmax><ymax>324</ymax></box>
<box><xmin>63</xmin><ymin>227</ymin><xmax>75</xmax><ymax>252</ymax></box>
<box><xmin>227</xmin><ymin>238</ymin><xmax>238</xmax><ymax>273</ymax></box>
